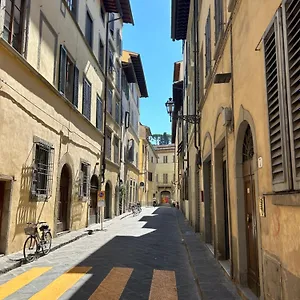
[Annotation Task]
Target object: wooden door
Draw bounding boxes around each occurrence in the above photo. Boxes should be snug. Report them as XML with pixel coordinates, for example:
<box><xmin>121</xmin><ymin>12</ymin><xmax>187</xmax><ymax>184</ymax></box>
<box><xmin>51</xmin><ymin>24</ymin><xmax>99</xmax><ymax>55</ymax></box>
<box><xmin>208</xmin><ymin>162</ymin><xmax>214</xmax><ymax>246</ymax></box>
<box><xmin>89</xmin><ymin>176</ymin><xmax>98</xmax><ymax>225</ymax></box>
<box><xmin>57</xmin><ymin>165</ymin><xmax>70</xmax><ymax>232</ymax></box>
<box><xmin>223</xmin><ymin>160</ymin><xmax>230</xmax><ymax>260</ymax></box>
<box><xmin>243</xmin><ymin>160</ymin><xmax>260</xmax><ymax>296</ymax></box>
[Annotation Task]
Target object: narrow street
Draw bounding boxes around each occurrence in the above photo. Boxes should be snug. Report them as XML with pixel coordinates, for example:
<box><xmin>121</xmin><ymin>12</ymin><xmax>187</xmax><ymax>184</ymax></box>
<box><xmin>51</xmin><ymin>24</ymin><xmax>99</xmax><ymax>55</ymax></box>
<box><xmin>0</xmin><ymin>207</ymin><xmax>239</xmax><ymax>300</ymax></box>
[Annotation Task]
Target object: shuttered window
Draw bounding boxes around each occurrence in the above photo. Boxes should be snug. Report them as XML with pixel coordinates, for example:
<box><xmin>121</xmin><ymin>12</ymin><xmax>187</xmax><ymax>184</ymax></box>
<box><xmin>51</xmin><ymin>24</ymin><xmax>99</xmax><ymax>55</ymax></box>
<box><xmin>85</xmin><ymin>10</ymin><xmax>93</xmax><ymax>48</ymax></box>
<box><xmin>283</xmin><ymin>0</ymin><xmax>300</xmax><ymax>189</ymax></box>
<box><xmin>115</xmin><ymin>101</ymin><xmax>120</xmax><ymax>124</ymax></box>
<box><xmin>107</xmin><ymin>88</ymin><xmax>113</xmax><ymax>115</ymax></box>
<box><xmin>96</xmin><ymin>95</ymin><xmax>103</xmax><ymax>131</ymax></box>
<box><xmin>98</xmin><ymin>38</ymin><xmax>104</xmax><ymax>68</ymax></box>
<box><xmin>205</xmin><ymin>9</ymin><xmax>212</xmax><ymax>78</ymax></box>
<box><xmin>82</xmin><ymin>78</ymin><xmax>91</xmax><ymax>120</ymax></box>
<box><xmin>264</xmin><ymin>5</ymin><xmax>300</xmax><ymax>191</ymax></box>
<box><xmin>214</xmin><ymin>0</ymin><xmax>224</xmax><ymax>44</ymax></box>
<box><xmin>59</xmin><ymin>45</ymin><xmax>79</xmax><ymax>107</ymax></box>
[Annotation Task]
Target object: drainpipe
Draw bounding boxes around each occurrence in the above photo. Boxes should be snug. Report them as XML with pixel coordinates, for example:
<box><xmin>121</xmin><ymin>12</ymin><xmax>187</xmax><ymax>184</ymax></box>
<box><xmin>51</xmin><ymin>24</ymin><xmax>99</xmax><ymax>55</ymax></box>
<box><xmin>227</xmin><ymin>24</ymin><xmax>234</xmax><ymax>279</ymax></box>
<box><xmin>193</xmin><ymin>0</ymin><xmax>199</xmax><ymax>152</ymax></box>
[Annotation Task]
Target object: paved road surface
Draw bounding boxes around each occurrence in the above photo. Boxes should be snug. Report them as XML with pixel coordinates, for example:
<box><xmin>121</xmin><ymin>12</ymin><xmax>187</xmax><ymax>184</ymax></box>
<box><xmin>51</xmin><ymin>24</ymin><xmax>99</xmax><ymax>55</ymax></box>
<box><xmin>0</xmin><ymin>207</ymin><xmax>201</xmax><ymax>300</ymax></box>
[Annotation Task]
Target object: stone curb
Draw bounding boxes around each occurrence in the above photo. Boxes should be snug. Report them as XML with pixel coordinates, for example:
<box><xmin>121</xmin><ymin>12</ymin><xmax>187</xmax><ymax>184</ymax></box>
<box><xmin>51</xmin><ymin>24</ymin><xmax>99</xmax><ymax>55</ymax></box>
<box><xmin>0</xmin><ymin>211</ymin><xmax>132</xmax><ymax>276</ymax></box>
<box><xmin>174</xmin><ymin>209</ymin><xmax>203</xmax><ymax>300</ymax></box>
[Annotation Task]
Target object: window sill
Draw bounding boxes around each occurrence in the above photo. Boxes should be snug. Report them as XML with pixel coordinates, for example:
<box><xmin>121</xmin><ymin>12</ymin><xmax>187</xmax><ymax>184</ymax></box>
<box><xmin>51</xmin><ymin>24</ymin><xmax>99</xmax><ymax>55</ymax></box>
<box><xmin>267</xmin><ymin>192</ymin><xmax>300</xmax><ymax>206</ymax></box>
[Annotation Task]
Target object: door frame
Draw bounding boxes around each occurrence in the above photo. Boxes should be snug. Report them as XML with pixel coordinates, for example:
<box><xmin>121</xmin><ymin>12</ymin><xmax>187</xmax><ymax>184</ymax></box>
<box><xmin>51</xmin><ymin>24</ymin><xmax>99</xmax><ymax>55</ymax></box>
<box><xmin>89</xmin><ymin>174</ymin><xmax>99</xmax><ymax>225</ymax></box>
<box><xmin>0</xmin><ymin>176</ymin><xmax>13</xmax><ymax>254</ymax></box>
<box><xmin>235</xmin><ymin>108</ymin><xmax>263</xmax><ymax>297</ymax></box>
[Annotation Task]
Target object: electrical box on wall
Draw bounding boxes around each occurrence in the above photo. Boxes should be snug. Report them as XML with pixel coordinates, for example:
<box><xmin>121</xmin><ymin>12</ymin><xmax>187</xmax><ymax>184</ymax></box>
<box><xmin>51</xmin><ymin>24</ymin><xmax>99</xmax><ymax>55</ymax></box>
<box><xmin>259</xmin><ymin>196</ymin><xmax>266</xmax><ymax>217</ymax></box>
<box><xmin>222</xmin><ymin>107</ymin><xmax>232</xmax><ymax>127</ymax></box>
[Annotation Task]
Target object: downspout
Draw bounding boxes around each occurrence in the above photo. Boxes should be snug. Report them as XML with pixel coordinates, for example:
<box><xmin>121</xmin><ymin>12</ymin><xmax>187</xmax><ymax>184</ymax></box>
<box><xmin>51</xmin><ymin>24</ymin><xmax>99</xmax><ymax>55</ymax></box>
<box><xmin>193</xmin><ymin>0</ymin><xmax>199</xmax><ymax>152</ymax></box>
<box><xmin>227</xmin><ymin>24</ymin><xmax>234</xmax><ymax>279</ymax></box>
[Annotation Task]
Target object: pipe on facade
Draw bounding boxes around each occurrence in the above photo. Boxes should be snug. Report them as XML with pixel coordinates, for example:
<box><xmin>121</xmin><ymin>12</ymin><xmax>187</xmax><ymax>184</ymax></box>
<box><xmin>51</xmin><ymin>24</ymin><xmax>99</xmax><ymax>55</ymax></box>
<box><xmin>193</xmin><ymin>0</ymin><xmax>199</xmax><ymax>152</ymax></box>
<box><xmin>227</xmin><ymin>25</ymin><xmax>234</xmax><ymax>279</ymax></box>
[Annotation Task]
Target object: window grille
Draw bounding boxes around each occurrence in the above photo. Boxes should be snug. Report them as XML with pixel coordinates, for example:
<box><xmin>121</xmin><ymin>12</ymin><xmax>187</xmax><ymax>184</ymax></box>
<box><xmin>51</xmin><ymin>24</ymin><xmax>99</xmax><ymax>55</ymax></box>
<box><xmin>31</xmin><ymin>141</ymin><xmax>54</xmax><ymax>200</ymax></box>
<box><xmin>79</xmin><ymin>162</ymin><xmax>90</xmax><ymax>199</ymax></box>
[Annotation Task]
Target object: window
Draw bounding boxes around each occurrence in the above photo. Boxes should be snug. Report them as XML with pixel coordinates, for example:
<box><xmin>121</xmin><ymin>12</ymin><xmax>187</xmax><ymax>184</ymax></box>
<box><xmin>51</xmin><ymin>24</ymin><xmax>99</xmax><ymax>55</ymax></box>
<box><xmin>107</xmin><ymin>88</ymin><xmax>113</xmax><ymax>115</ymax></box>
<box><xmin>85</xmin><ymin>10</ymin><xmax>93</xmax><ymax>48</ymax></box>
<box><xmin>127</xmin><ymin>140</ymin><xmax>134</xmax><ymax>162</ymax></box>
<box><xmin>173</xmin><ymin>155</ymin><xmax>175</xmax><ymax>163</ymax></box>
<box><xmin>98</xmin><ymin>38</ymin><xmax>104</xmax><ymax>68</ymax></box>
<box><xmin>80</xmin><ymin>162</ymin><xmax>90</xmax><ymax>198</ymax></box>
<box><xmin>109</xmin><ymin>45</ymin><xmax>114</xmax><ymax>73</ymax></box>
<box><xmin>115</xmin><ymin>101</ymin><xmax>120</xmax><ymax>124</ymax></box>
<box><xmin>214</xmin><ymin>0</ymin><xmax>224</xmax><ymax>44</ymax></box>
<box><xmin>65</xmin><ymin>0</ymin><xmax>77</xmax><ymax>19</ymax></box>
<box><xmin>58</xmin><ymin>45</ymin><xmax>79</xmax><ymax>106</ymax></box>
<box><xmin>205</xmin><ymin>9</ymin><xmax>211</xmax><ymax>77</ymax></box>
<box><xmin>100</xmin><ymin>4</ymin><xmax>105</xmax><ymax>22</ymax></box>
<box><xmin>82</xmin><ymin>78</ymin><xmax>92</xmax><ymax>120</ymax></box>
<box><xmin>3</xmin><ymin>0</ymin><xmax>26</xmax><ymax>54</ymax></box>
<box><xmin>117</xmin><ymin>29</ymin><xmax>122</xmax><ymax>55</ymax></box>
<box><xmin>163</xmin><ymin>156</ymin><xmax>168</xmax><ymax>163</ymax></box>
<box><xmin>151</xmin><ymin>157</ymin><xmax>154</xmax><ymax>163</ymax></box>
<box><xmin>114</xmin><ymin>137</ymin><xmax>119</xmax><ymax>164</ymax></box>
<box><xmin>163</xmin><ymin>174</ymin><xmax>168</xmax><ymax>184</ymax></box>
<box><xmin>156</xmin><ymin>174</ymin><xmax>158</xmax><ymax>182</ymax></box>
<box><xmin>96</xmin><ymin>95</ymin><xmax>103</xmax><ymax>131</ymax></box>
<box><xmin>148</xmin><ymin>172</ymin><xmax>153</xmax><ymax>182</ymax></box>
<box><xmin>109</xmin><ymin>13</ymin><xmax>115</xmax><ymax>37</ymax></box>
<box><xmin>116</xmin><ymin>64</ymin><xmax>121</xmax><ymax>91</ymax></box>
<box><xmin>31</xmin><ymin>140</ymin><xmax>54</xmax><ymax>199</ymax></box>
<box><xmin>263</xmin><ymin>3</ymin><xmax>300</xmax><ymax>191</ymax></box>
<box><xmin>105</xmin><ymin>130</ymin><xmax>112</xmax><ymax>160</ymax></box>
<box><xmin>173</xmin><ymin>173</ymin><xmax>175</xmax><ymax>183</ymax></box>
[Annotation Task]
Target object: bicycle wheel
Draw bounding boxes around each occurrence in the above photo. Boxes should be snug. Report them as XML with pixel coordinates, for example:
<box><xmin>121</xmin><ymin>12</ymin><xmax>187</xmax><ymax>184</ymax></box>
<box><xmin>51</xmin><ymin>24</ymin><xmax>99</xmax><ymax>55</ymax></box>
<box><xmin>23</xmin><ymin>236</ymin><xmax>37</xmax><ymax>263</ymax></box>
<box><xmin>42</xmin><ymin>231</ymin><xmax>52</xmax><ymax>255</ymax></box>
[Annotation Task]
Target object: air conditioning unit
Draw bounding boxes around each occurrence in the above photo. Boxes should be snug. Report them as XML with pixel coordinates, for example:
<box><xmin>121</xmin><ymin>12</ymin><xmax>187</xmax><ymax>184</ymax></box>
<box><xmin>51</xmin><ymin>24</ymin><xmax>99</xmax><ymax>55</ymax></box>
<box><xmin>222</xmin><ymin>107</ymin><xmax>232</xmax><ymax>127</ymax></box>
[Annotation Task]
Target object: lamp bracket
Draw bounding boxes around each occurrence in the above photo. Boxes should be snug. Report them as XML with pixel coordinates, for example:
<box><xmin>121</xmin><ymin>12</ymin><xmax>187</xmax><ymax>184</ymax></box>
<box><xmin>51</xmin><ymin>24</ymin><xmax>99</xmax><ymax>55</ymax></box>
<box><xmin>175</xmin><ymin>115</ymin><xmax>200</xmax><ymax>124</ymax></box>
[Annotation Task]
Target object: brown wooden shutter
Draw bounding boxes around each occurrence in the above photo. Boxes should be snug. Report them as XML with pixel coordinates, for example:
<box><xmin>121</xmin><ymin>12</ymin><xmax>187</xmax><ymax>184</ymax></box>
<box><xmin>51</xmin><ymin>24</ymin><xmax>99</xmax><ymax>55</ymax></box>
<box><xmin>82</xmin><ymin>78</ymin><xmax>91</xmax><ymax>120</ymax></box>
<box><xmin>264</xmin><ymin>13</ymin><xmax>291</xmax><ymax>191</ymax></box>
<box><xmin>73</xmin><ymin>66</ymin><xmax>79</xmax><ymax>107</ymax></box>
<box><xmin>59</xmin><ymin>45</ymin><xmax>67</xmax><ymax>94</ymax></box>
<box><xmin>283</xmin><ymin>0</ymin><xmax>300</xmax><ymax>189</ymax></box>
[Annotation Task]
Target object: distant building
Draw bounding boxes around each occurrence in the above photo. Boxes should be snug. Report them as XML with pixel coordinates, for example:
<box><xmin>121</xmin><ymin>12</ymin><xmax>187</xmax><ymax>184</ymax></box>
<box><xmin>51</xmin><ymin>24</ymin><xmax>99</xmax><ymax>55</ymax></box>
<box><xmin>154</xmin><ymin>144</ymin><xmax>176</xmax><ymax>205</ymax></box>
<box><xmin>139</xmin><ymin>124</ymin><xmax>158</xmax><ymax>206</ymax></box>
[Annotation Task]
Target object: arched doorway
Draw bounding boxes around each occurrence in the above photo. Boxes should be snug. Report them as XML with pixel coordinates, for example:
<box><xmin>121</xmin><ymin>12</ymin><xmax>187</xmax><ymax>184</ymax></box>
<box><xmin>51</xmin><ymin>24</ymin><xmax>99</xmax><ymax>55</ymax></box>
<box><xmin>242</xmin><ymin>125</ymin><xmax>260</xmax><ymax>296</ymax></box>
<box><xmin>89</xmin><ymin>175</ymin><xmax>98</xmax><ymax>225</ymax></box>
<box><xmin>160</xmin><ymin>191</ymin><xmax>171</xmax><ymax>205</ymax></box>
<box><xmin>57</xmin><ymin>165</ymin><xmax>71</xmax><ymax>233</ymax></box>
<box><xmin>104</xmin><ymin>182</ymin><xmax>111</xmax><ymax>219</ymax></box>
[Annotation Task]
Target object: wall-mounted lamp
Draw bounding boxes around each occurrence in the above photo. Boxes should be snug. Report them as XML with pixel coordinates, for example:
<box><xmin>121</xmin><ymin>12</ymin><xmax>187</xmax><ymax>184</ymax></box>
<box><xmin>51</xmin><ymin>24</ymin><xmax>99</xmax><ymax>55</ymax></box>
<box><xmin>165</xmin><ymin>98</ymin><xmax>200</xmax><ymax>124</ymax></box>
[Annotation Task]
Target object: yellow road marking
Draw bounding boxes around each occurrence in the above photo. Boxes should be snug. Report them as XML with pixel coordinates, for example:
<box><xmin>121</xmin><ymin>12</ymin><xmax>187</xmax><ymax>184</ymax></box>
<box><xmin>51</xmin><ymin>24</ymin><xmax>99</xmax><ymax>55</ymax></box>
<box><xmin>149</xmin><ymin>270</ymin><xmax>178</xmax><ymax>300</ymax></box>
<box><xmin>0</xmin><ymin>267</ymin><xmax>52</xmax><ymax>299</ymax></box>
<box><xmin>29</xmin><ymin>266</ymin><xmax>91</xmax><ymax>300</ymax></box>
<box><xmin>89</xmin><ymin>267</ymin><xmax>133</xmax><ymax>300</ymax></box>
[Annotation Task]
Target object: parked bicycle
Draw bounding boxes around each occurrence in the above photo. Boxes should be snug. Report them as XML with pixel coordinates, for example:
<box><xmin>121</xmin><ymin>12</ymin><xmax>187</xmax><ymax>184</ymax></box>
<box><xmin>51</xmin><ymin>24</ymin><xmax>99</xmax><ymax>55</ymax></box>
<box><xmin>129</xmin><ymin>202</ymin><xmax>142</xmax><ymax>216</ymax></box>
<box><xmin>23</xmin><ymin>221</ymin><xmax>52</xmax><ymax>263</ymax></box>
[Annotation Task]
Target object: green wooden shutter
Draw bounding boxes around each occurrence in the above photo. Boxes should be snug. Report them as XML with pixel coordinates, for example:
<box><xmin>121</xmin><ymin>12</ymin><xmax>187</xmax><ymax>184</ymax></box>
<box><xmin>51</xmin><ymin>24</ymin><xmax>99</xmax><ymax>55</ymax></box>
<box><xmin>264</xmin><ymin>13</ymin><xmax>291</xmax><ymax>191</ymax></box>
<box><xmin>59</xmin><ymin>45</ymin><xmax>67</xmax><ymax>94</ymax></box>
<box><xmin>73</xmin><ymin>66</ymin><xmax>79</xmax><ymax>107</ymax></box>
<box><xmin>283</xmin><ymin>0</ymin><xmax>300</xmax><ymax>189</ymax></box>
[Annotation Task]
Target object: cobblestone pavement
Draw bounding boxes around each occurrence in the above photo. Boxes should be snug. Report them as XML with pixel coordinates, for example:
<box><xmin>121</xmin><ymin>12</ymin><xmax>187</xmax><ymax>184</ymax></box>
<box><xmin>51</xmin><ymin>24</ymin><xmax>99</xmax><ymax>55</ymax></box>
<box><xmin>0</xmin><ymin>207</ymin><xmax>240</xmax><ymax>299</ymax></box>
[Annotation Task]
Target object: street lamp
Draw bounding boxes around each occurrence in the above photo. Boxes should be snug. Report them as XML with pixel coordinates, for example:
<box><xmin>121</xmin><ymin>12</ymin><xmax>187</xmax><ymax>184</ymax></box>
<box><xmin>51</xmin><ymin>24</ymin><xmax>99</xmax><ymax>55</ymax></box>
<box><xmin>165</xmin><ymin>98</ymin><xmax>174</xmax><ymax>122</ymax></box>
<box><xmin>165</xmin><ymin>97</ymin><xmax>200</xmax><ymax>124</ymax></box>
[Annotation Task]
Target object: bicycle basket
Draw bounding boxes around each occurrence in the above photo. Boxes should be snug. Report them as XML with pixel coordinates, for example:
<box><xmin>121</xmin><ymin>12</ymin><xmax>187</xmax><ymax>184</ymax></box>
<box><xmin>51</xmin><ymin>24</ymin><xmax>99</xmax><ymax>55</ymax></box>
<box><xmin>24</xmin><ymin>224</ymin><xmax>37</xmax><ymax>235</ymax></box>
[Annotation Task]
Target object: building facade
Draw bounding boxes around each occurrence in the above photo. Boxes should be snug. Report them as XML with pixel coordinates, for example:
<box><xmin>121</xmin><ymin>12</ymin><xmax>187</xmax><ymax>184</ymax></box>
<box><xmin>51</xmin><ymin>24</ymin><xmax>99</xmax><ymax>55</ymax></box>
<box><xmin>120</xmin><ymin>51</ymin><xmax>148</xmax><ymax>211</ymax></box>
<box><xmin>138</xmin><ymin>124</ymin><xmax>158</xmax><ymax>207</ymax></box>
<box><xmin>171</xmin><ymin>0</ymin><xmax>300</xmax><ymax>299</ymax></box>
<box><xmin>0</xmin><ymin>0</ymin><xmax>133</xmax><ymax>254</ymax></box>
<box><xmin>154</xmin><ymin>144</ymin><xmax>176</xmax><ymax>205</ymax></box>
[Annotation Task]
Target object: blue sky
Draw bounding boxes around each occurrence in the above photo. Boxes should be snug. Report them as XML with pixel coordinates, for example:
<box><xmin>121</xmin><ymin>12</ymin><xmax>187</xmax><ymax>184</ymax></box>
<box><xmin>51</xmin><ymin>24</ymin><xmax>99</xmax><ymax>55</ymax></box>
<box><xmin>123</xmin><ymin>0</ymin><xmax>182</xmax><ymax>135</ymax></box>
